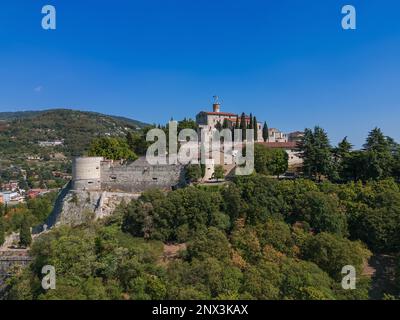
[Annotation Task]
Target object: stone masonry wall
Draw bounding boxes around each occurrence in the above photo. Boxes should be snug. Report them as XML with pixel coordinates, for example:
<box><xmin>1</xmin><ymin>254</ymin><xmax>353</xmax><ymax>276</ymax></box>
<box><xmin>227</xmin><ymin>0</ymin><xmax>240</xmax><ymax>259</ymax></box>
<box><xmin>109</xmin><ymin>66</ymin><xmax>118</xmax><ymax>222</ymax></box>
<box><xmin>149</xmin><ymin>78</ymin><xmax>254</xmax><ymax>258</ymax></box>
<box><xmin>100</xmin><ymin>160</ymin><xmax>185</xmax><ymax>193</ymax></box>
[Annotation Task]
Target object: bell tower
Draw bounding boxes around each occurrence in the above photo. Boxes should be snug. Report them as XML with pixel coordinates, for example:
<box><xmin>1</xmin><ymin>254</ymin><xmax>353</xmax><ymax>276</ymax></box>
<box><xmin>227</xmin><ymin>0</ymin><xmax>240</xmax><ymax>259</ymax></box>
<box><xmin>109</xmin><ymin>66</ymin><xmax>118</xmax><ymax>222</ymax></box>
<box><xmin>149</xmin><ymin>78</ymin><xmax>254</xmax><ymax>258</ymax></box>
<box><xmin>212</xmin><ymin>95</ymin><xmax>220</xmax><ymax>112</ymax></box>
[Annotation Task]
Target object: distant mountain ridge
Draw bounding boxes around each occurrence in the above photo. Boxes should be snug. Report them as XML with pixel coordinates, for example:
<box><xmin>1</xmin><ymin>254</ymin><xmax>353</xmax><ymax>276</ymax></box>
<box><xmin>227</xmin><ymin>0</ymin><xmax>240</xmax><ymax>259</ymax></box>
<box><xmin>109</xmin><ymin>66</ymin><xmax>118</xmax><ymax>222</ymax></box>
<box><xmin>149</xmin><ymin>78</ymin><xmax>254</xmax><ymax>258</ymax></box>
<box><xmin>0</xmin><ymin>109</ymin><xmax>150</xmax><ymax>159</ymax></box>
<box><xmin>0</xmin><ymin>109</ymin><xmax>149</xmax><ymax>128</ymax></box>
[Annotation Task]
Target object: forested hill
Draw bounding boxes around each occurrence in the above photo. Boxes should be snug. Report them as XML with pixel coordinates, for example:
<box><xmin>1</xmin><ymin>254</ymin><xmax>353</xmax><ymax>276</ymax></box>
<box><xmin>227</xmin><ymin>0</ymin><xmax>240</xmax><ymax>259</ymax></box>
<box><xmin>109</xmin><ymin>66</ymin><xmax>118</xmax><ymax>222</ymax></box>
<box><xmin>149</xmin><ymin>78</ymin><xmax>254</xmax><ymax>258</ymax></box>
<box><xmin>0</xmin><ymin>109</ymin><xmax>149</xmax><ymax>159</ymax></box>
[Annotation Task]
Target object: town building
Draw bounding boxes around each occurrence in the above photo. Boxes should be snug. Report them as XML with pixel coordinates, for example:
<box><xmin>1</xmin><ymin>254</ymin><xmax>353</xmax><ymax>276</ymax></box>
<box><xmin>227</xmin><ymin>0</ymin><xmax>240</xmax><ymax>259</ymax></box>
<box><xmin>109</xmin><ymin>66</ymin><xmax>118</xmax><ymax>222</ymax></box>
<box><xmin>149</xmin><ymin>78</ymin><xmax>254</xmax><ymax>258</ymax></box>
<box><xmin>38</xmin><ymin>140</ymin><xmax>64</xmax><ymax>147</ymax></box>
<box><xmin>268</xmin><ymin>128</ymin><xmax>288</xmax><ymax>143</ymax></box>
<box><xmin>0</xmin><ymin>191</ymin><xmax>23</xmax><ymax>204</ymax></box>
<box><xmin>1</xmin><ymin>180</ymin><xmax>19</xmax><ymax>192</ymax></box>
<box><xmin>196</xmin><ymin>101</ymin><xmax>264</xmax><ymax>142</ymax></box>
<box><xmin>27</xmin><ymin>189</ymin><xmax>49</xmax><ymax>199</ymax></box>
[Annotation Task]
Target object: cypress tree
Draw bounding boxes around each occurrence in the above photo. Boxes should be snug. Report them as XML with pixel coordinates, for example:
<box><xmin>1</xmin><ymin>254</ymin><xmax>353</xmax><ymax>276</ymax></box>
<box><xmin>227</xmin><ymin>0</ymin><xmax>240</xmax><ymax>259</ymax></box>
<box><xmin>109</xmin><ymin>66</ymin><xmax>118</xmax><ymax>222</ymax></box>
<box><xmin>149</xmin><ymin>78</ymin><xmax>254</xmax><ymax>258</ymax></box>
<box><xmin>0</xmin><ymin>218</ymin><xmax>5</xmax><ymax>247</ymax></box>
<box><xmin>240</xmin><ymin>113</ymin><xmax>247</xmax><ymax>141</ymax></box>
<box><xmin>126</xmin><ymin>132</ymin><xmax>135</xmax><ymax>150</ymax></box>
<box><xmin>222</xmin><ymin>118</ymin><xmax>229</xmax><ymax>129</ymax></box>
<box><xmin>232</xmin><ymin>116</ymin><xmax>239</xmax><ymax>141</ymax></box>
<box><xmin>19</xmin><ymin>218</ymin><xmax>32</xmax><ymax>248</ymax></box>
<box><xmin>249</xmin><ymin>113</ymin><xmax>253</xmax><ymax>129</ymax></box>
<box><xmin>262</xmin><ymin>122</ymin><xmax>269</xmax><ymax>142</ymax></box>
<box><xmin>253</xmin><ymin>116</ymin><xmax>258</xmax><ymax>141</ymax></box>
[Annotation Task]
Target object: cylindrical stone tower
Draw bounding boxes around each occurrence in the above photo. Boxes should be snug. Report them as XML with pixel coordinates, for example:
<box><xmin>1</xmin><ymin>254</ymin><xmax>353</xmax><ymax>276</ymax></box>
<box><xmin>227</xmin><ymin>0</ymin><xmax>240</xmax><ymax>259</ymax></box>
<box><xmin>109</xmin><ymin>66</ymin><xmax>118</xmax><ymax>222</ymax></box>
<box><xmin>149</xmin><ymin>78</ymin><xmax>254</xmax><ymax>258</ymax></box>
<box><xmin>72</xmin><ymin>157</ymin><xmax>103</xmax><ymax>190</ymax></box>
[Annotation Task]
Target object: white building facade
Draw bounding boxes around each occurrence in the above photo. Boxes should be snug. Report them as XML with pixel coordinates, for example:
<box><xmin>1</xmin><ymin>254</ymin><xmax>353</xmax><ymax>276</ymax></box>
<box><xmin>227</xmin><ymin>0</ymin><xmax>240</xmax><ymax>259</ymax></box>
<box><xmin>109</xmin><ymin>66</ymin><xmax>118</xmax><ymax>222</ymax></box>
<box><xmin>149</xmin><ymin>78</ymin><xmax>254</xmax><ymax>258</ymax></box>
<box><xmin>196</xmin><ymin>102</ymin><xmax>264</xmax><ymax>142</ymax></box>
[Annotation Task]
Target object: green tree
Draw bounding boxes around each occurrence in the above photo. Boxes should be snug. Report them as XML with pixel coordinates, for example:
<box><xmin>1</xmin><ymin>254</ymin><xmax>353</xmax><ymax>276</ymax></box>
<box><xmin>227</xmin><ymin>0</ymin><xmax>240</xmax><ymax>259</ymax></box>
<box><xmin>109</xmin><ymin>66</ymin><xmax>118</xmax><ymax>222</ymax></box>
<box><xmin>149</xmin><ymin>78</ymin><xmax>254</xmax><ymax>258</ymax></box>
<box><xmin>393</xmin><ymin>149</ymin><xmax>400</xmax><ymax>182</ymax></box>
<box><xmin>254</xmin><ymin>144</ymin><xmax>288</xmax><ymax>177</ymax></box>
<box><xmin>298</xmin><ymin>127</ymin><xmax>333</xmax><ymax>181</ymax></box>
<box><xmin>297</xmin><ymin>191</ymin><xmax>348</xmax><ymax>236</ymax></box>
<box><xmin>19</xmin><ymin>218</ymin><xmax>32</xmax><ymax>248</ymax></box>
<box><xmin>0</xmin><ymin>218</ymin><xmax>5</xmax><ymax>246</ymax></box>
<box><xmin>221</xmin><ymin>183</ymin><xmax>242</xmax><ymax>228</ymax></box>
<box><xmin>301</xmin><ymin>232</ymin><xmax>370</xmax><ymax>281</ymax></box>
<box><xmin>185</xmin><ymin>164</ymin><xmax>202</xmax><ymax>183</ymax></box>
<box><xmin>341</xmin><ymin>150</ymin><xmax>369</xmax><ymax>182</ymax></box>
<box><xmin>126</xmin><ymin>131</ymin><xmax>150</xmax><ymax>155</ymax></box>
<box><xmin>235</xmin><ymin>116</ymin><xmax>239</xmax><ymax>128</ymax></box>
<box><xmin>353</xmin><ymin>189</ymin><xmax>400</xmax><ymax>252</ymax></box>
<box><xmin>253</xmin><ymin>116</ymin><xmax>258</xmax><ymax>141</ymax></box>
<box><xmin>269</xmin><ymin>149</ymin><xmax>289</xmax><ymax>178</ymax></box>
<box><xmin>222</xmin><ymin>118</ymin><xmax>229</xmax><ymax>129</ymax></box>
<box><xmin>332</xmin><ymin>137</ymin><xmax>353</xmax><ymax>182</ymax></box>
<box><xmin>280</xmin><ymin>258</ymin><xmax>335</xmax><ymax>300</ymax></box>
<box><xmin>362</xmin><ymin>128</ymin><xmax>393</xmax><ymax>180</ymax></box>
<box><xmin>212</xmin><ymin>165</ymin><xmax>225</xmax><ymax>181</ymax></box>
<box><xmin>256</xmin><ymin>219</ymin><xmax>294</xmax><ymax>255</ymax></box>
<box><xmin>337</xmin><ymin>136</ymin><xmax>353</xmax><ymax>157</ymax></box>
<box><xmin>178</xmin><ymin>118</ymin><xmax>198</xmax><ymax>132</ymax></box>
<box><xmin>262</xmin><ymin>122</ymin><xmax>269</xmax><ymax>142</ymax></box>
<box><xmin>240</xmin><ymin>113</ymin><xmax>247</xmax><ymax>141</ymax></box>
<box><xmin>187</xmin><ymin>227</ymin><xmax>231</xmax><ymax>262</ymax></box>
<box><xmin>88</xmin><ymin>137</ymin><xmax>138</xmax><ymax>161</ymax></box>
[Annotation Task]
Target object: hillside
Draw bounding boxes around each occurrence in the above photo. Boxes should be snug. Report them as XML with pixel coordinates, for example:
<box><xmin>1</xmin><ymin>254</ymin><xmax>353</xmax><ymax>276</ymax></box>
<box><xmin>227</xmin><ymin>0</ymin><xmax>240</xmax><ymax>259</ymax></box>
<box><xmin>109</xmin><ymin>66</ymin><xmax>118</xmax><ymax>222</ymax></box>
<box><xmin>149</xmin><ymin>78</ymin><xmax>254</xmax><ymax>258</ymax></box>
<box><xmin>0</xmin><ymin>109</ymin><xmax>149</xmax><ymax>159</ymax></box>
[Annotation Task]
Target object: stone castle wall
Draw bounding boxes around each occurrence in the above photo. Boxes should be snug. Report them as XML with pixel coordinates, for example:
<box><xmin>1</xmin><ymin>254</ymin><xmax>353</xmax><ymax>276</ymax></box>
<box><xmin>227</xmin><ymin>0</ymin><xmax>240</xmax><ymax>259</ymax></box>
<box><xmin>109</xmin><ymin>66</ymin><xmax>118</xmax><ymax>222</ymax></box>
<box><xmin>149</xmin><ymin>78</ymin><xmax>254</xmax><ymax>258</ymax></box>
<box><xmin>72</xmin><ymin>157</ymin><xmax>185</xmax><ymax>193</ymax></box>
<box><xmin>100</xmin><ymin>159</ymin><xmax>185</xmax><ymax>193</ymax></box>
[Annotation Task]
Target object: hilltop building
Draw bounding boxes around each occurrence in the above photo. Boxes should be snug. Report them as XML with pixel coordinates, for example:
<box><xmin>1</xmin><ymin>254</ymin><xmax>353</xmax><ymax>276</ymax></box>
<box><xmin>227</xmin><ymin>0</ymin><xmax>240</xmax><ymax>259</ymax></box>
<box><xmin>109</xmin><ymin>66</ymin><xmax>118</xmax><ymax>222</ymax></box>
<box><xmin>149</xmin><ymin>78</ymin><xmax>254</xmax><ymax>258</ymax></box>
<box><xmin>196</xmin><ymin>101</ymin><xmax>264</xmax><ymax>142</ymax></box>
<box><xmin>195</xmin><ymin>99</ymin><xmax>303</xmax><ymax>167</ymax></box>
<box><xmin>42</xmin><ymin>99</ymin><xmax>304</xmax><ymax>230</ymax></box>
<box><xmin>38</xmin><ymin>140</ymin><xmax>64</xmax><ymax>147</ymax></box>
<box><xmin>268</xmin><ymin>128</ymin><xmax>288</xmax><ymax>143</ymax></box>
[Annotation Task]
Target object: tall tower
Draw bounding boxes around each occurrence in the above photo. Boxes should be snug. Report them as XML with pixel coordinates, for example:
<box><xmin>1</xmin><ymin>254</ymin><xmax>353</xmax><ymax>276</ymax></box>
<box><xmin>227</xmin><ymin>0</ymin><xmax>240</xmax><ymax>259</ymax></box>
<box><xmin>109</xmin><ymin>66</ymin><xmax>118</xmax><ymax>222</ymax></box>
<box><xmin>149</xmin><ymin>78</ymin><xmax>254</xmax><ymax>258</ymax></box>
<box><xmin>72</xmin><ymin>157</ymin><xmax>103</xmax><ymax>190</ymax></box>
<box><xmin>212</xmin><ymin>95</ymin><xmax>220</xmax><ymax>112</ymax></box>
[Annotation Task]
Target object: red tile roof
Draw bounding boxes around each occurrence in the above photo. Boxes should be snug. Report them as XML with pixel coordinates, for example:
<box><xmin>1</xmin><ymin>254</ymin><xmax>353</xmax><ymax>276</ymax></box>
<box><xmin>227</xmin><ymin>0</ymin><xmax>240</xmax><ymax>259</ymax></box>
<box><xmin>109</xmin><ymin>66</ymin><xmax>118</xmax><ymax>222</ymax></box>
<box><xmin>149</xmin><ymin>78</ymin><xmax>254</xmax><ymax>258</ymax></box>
<box><xmin>202</xmin><ymin>111</ymin><xmax>238</xmax><ymax>116</ymax></box>
<box><xmin>257</xmin><ymin>142</ymin><xmax>298</xmax><ymax>149</ymax></box>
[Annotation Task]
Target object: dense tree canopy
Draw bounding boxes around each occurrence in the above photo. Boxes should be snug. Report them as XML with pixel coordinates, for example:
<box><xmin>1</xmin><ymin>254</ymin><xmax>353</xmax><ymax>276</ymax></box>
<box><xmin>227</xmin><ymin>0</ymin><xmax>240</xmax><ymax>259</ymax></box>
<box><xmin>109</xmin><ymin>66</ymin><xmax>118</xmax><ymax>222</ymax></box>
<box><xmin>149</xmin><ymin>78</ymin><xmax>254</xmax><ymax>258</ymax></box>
<box><xmin>254</xmin><ymin>144</ymin><xmax>288</xmax><ymax>177</ymax></box>
<box><xmin>6</xmin><ymin>174</ymin><xmax>400</xmax><ymax>300</ymax></box>
<box><xmin>3</xmin><ymin>124</ymin><xmax>400</xmax><ymax>301</ymax></box>
<box><xmin>297</xmin><ymin>127</ymin><xmax>333</xmax><ymax>181</ymax></box>
<box><xmin>88</xmin><ymin>137</ymin><xmax>138</xmax><ymax>161</ymax></box>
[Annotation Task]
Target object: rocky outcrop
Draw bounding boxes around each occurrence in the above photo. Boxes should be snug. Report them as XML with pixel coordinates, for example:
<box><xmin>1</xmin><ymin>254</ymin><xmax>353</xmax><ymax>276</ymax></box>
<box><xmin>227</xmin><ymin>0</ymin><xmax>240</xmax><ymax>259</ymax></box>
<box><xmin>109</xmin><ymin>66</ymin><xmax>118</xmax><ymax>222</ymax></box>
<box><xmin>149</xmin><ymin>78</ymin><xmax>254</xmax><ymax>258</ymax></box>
<box><xmin>49</xmin><ymin>190</ymin><xmax>139</xmax><ymax>227</ymax></box>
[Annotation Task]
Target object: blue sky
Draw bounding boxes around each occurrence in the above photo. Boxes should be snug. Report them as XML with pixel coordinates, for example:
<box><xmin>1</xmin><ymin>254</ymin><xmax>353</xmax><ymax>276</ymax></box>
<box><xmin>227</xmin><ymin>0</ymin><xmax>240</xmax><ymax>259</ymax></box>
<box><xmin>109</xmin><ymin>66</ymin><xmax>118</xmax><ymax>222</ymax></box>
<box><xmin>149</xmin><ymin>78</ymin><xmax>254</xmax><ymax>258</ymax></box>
<box><xmin>0</xmin><ymin>0</ymin><xmax>399</xmax><ymax>147</ymax></box>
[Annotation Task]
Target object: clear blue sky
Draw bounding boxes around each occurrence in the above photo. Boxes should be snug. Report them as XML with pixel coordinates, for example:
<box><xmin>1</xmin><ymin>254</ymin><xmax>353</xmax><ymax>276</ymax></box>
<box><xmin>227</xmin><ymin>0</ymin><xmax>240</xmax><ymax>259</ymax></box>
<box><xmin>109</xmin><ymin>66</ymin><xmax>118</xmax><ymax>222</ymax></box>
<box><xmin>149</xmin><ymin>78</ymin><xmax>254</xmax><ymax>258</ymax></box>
<box><xmin>0</xmin><ymin>0</ymin><xmax>399</xmax><ymax>147</ymax></box>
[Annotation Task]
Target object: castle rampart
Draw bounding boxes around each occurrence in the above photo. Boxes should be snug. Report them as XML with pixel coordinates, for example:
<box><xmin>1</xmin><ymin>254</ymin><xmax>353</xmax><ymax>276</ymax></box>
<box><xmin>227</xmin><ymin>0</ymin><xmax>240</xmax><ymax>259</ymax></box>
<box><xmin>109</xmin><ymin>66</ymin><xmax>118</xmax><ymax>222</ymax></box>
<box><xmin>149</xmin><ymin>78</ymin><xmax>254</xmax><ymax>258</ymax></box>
<box><xmin>72</xmin><ymin>156</ymin><xmax>184</xmax><ymax>193</ymax></box>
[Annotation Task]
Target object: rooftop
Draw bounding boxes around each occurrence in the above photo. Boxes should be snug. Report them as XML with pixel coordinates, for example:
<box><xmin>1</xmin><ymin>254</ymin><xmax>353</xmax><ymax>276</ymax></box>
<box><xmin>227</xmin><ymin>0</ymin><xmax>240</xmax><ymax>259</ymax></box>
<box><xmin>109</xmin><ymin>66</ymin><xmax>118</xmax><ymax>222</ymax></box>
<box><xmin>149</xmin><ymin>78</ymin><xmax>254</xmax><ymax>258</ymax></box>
<box><xmin>257</xmin><ymin>142</ymin><xmax>298</xmax><ymax>149</ymax></box>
